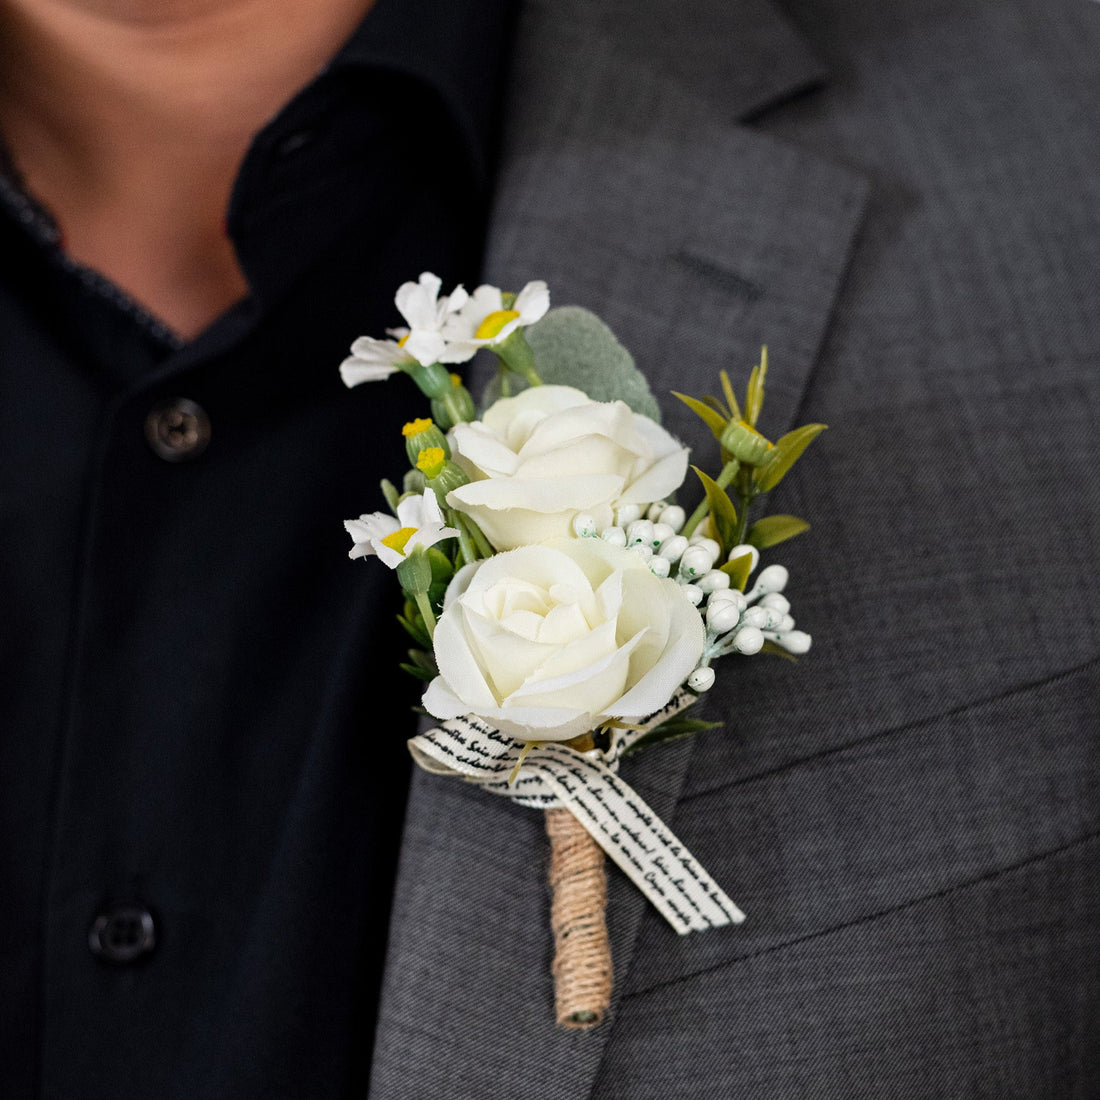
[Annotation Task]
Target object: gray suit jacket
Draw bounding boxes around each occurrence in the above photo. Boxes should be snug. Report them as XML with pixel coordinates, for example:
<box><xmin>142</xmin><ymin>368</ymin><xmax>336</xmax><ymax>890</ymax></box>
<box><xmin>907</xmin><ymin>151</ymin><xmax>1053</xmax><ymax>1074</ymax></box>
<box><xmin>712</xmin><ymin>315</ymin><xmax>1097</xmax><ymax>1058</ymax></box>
<box><xmin>370</xmin><ymin>0</ymin><xmax>1100</xmax><ymax>1095</ymax></box>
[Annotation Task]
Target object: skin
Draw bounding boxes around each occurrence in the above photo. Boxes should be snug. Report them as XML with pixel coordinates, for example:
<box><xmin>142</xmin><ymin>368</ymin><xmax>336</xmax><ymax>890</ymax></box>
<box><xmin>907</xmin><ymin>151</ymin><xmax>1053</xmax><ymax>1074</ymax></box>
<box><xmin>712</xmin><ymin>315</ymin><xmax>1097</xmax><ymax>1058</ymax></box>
<box><xmin>0</xmin><ymin>0</ymin><xmax>377</xmax><ymax>338</ymax></box>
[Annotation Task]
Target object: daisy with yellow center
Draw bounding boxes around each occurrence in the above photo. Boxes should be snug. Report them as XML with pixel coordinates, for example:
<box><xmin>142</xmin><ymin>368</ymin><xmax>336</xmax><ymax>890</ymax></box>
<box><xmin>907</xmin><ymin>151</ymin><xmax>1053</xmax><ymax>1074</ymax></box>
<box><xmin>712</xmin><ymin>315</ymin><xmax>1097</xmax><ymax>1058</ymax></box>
<box><xmin>339</xmin><ymin>273</ymin><xmax>471</xmax><ymax>387</ymax></box>
<box><xmin>344</xmin><ymin>489</ymin><xmax>459</xmax><ymax>569</ymax></box>
<box><xmin>441</xmin><ymin>280</ymin><xmax>550</xmax><ymax>361</ymax></box>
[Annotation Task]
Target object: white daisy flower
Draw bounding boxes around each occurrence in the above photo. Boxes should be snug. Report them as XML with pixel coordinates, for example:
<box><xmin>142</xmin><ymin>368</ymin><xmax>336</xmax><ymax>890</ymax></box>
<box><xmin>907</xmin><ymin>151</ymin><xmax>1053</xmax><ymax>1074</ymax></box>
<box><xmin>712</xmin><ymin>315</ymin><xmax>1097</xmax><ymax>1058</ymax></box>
<box><xmin>338</xmin><ymin>335</ymin><xmax>417</xmax><ymax>388</ymax></box>
<box><xmin>344</xmin><ymin>489</ymin><xmax>459</xmax><ymax>568</ymax></box>
<box><xmin>394</xmin><ymin>272</ymin><xmax>469</xmax><ymax>366</ymax></box>
<box><xmin>340</xmin><ymin>274</ymin><xmax>470</xmax><ymax>385</ymax></box>
<box><xmin>441</xmin><ymin>280</ymin><xmax>549</xmax><ymax>360</ymax></box>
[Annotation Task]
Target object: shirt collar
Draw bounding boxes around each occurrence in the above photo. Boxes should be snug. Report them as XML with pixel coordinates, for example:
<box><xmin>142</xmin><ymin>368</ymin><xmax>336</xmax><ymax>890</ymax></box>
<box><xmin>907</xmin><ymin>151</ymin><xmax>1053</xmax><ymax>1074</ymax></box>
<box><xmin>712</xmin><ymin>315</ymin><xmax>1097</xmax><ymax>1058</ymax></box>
<box><xmin>327</xmin><ymin>0</ymin><xmax>514</xmax><ymax>188</ymax></box>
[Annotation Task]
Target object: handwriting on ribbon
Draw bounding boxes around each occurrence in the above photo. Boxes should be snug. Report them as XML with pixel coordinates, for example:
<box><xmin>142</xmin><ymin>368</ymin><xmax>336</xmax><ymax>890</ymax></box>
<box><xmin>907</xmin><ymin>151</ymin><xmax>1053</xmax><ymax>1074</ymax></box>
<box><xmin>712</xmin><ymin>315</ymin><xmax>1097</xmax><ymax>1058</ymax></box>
<box><xmin>408</xmin><ymin>692</ymin><xmax>745</xmax><ymax>935</ymax></box>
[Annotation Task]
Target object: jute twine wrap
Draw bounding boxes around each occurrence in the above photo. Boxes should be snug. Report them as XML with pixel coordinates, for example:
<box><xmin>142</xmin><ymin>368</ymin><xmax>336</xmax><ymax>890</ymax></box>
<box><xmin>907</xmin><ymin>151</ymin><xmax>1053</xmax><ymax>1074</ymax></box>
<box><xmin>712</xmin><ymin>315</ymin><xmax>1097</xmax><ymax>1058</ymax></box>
<box><xmin>545</xmin><ymin>806</ymin><xmax>613</xmax><ymax>1028</ymax></box>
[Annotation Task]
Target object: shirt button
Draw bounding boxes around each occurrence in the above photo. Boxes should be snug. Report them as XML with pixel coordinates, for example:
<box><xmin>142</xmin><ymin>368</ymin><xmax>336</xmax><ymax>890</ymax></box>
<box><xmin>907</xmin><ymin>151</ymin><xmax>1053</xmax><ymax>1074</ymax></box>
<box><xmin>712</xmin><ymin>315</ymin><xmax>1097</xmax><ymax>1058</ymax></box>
<box><xmin>88</xmin><ymin>903</ymin><xmax>157</xmax><ymax>964</ymax></box>
<box><xmin>145</xmin><ymin>397</ymin><xmax>211</xmax><ymax>462</ymax></box>
<box><xmin>276</xmin><ymin>128</ymin><xmax>315</xmax><ymax>157</ymax></box>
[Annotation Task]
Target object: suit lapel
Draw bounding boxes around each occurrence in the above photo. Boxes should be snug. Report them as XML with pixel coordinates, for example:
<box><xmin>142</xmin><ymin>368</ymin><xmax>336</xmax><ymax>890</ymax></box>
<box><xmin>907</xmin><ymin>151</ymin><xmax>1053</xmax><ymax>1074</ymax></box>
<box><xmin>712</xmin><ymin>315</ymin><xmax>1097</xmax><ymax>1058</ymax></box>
<box><xmin>370</xmin><ymin>3</ymin><xmax>867</xmax><ymax>1097</ymax></box>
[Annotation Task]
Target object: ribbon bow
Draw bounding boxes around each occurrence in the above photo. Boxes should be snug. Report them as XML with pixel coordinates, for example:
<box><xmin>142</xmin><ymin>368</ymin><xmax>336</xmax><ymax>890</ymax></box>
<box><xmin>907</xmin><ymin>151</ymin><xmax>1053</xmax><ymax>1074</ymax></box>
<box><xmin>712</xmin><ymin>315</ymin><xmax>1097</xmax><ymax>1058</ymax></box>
<box><xmin>409</xmin><ymin>691</ymin><xmax>745</xmax><ymax>934</ymax></box>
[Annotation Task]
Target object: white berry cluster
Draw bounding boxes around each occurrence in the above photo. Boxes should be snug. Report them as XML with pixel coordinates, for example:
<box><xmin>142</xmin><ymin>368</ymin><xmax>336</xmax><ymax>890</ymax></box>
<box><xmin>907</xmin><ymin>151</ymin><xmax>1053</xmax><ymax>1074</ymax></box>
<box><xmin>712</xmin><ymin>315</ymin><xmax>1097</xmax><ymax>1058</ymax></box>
<box><xmin>571</xmin><ymin>501</ymin><xmax>811</xmax><ymax>694</ymax></box>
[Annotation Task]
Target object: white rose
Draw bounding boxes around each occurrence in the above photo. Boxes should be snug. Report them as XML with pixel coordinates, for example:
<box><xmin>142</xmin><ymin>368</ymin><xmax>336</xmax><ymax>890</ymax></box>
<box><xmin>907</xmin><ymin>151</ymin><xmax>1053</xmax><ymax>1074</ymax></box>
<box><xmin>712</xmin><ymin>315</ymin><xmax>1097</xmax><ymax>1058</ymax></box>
<box><xmin>445</xmin><ymin>385</ymin><xmax>689</xmax><ymax>551</ymax></box>
<box><xmin>422</xmin><ymin>537</ymin><xmax>705</xmax><ymax>742</ymax></box>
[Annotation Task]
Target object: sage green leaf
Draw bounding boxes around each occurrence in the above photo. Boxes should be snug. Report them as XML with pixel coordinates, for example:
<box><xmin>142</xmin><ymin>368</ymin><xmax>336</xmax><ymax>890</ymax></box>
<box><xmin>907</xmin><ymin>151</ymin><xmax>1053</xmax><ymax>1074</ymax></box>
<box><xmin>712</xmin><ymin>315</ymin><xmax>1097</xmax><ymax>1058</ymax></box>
<box><xmin>747</xmin><ymin>514</ymin><xmax>811</xmax><ymax>549</ymax></box>
<box><xmin>672</xmin><ymin>391</ymin><xmax>728</xmax><ymax>441</ymax></box>
<box><xmin>719</xmin><ymin>551</ymin><xmax>754</xmax><ymax>592</ymax></box>
<box><xmin>692</xmin><ymin>465</ymin><xmax>738</xmax><ymax>555</ymax></box>
<box><xmin>524</xmin><ymin>306</ymin><xmax>662</xmax><ymax>421</ymax></box>
<box><xmin>719</xmin><ymin>369</ymin><xmax>743</xmax><ymax>423</ymax></box>
<box><xmin>744</xmin><ymin>347</ymin><xmax>768</xmax><ymax>426</ymax></box>
<box><xmin>754</xmin><ymin>422</ymin><xmax>827</xmax><ymax>491</ymax></box>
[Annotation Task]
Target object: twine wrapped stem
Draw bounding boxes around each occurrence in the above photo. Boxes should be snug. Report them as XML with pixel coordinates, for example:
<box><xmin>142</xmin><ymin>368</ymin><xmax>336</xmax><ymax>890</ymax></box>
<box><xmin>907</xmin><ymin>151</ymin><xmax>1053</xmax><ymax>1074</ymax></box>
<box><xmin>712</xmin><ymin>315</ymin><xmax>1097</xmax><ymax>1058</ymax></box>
<box><xmin>545</xmin><ymin>806</ymin><xmax>613</xmax><ymax>1028</ymax></box>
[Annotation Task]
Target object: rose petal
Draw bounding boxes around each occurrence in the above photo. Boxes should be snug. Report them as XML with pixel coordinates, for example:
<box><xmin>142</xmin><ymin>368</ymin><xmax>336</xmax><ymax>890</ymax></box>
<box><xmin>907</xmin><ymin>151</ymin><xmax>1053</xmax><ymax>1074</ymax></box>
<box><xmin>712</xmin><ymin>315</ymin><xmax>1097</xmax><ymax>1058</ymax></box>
<box><xmin>520</xmin><ymin>401</ymin><xmax>644</xmax><ymax>461</ymax></box>
<box><xmin>430</xmin><ymin>605</ymin><xmax>500</xmax><ymax>709</ymax></box>
<box><xmin>609</xmin><ymin>588</ymin><xmax>704</xmax><ymax>718</ymax></box>
<box><xmin>460</xmin><ymin>607</ymin><xmax>556</xmax><ymax>699</ymax></box>
<box><xmin>449</xmin><ymin>423</ymin><xmax>521</xmax><ymax>478</ymax></box>
<box><xmin>618</xmin><ymin>445</ymin><xmax>690</xmax><ymax>506</ymax></box>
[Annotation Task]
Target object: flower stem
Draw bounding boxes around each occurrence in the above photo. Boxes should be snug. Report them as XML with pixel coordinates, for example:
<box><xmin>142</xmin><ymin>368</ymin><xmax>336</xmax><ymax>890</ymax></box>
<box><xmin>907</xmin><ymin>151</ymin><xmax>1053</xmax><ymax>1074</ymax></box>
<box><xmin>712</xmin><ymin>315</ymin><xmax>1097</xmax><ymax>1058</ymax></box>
<box><xmin>413</xmin><ymin>590</ymin><xmax>436</xmax><ymax>639</ymax></box>
<box><xmin>546</xmin><ymin>808</ymin><xmax>612</xmax><ymax>1029</ymax></box>
<box><xmin>463</xmin><ymin>515</ymin><xmax>495</xmax><ymax>559</ymax></box>
<box><xmin>452</xmin><ymin>516</ymin><xmax>478</xmax><ymax>568</ymax></box>
<box><xmin>730</xmin><ymin>465</ymin><xmax>756</xmax><ymax>546</ymax></box>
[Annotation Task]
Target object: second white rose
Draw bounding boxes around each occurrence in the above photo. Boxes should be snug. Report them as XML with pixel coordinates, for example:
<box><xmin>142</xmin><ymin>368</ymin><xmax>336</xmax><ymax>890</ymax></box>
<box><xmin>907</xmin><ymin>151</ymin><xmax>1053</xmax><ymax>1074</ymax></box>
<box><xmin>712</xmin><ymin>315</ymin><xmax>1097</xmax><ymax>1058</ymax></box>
<box><xmin>422</xmin><ymin>536</ymin><xmax>706</xmax><ymax>743</ymax></box>
<box><xmin>445</xmin><ymin>385</ymin><xmax>689</xmax><ymax>551</ymax></box>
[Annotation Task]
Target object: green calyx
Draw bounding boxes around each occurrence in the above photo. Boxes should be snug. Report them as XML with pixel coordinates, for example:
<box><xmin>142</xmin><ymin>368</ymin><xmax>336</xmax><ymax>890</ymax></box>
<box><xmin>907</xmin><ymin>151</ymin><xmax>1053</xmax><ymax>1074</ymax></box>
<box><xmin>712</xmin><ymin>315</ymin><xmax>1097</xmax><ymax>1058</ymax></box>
<box><xmin>720</xmin><ymin>420</ymin><xmax>773</xmax><ymax>466</ymax></box>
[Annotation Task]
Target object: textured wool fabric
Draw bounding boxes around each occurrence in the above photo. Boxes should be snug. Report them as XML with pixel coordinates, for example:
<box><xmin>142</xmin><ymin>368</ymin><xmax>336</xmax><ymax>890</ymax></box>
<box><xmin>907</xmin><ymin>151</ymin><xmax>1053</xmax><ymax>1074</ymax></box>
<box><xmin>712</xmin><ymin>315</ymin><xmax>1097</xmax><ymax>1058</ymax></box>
<box><xmin>369</xmin><ymin>0</ymin><xmax>1100</xmax><ymax>1096</ymax></box>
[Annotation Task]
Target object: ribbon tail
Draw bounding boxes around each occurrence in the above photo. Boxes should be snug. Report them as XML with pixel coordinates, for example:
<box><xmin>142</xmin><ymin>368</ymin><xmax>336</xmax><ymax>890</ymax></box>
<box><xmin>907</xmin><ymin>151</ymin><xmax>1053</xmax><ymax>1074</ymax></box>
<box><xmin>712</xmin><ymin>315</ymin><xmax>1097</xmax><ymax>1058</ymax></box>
<box><xmin>525</xmin><ymin>745</ymin><xmax>745</xmax><ymax>935</ymax></box>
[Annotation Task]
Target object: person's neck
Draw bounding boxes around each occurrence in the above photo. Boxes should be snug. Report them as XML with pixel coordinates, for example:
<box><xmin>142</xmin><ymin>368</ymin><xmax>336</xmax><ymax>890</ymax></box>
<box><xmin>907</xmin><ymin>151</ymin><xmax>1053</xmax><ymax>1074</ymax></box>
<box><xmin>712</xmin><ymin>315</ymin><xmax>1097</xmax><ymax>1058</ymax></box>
<box><xmin>0</xmin><ymin>0</ymin><xmax>375</xmax><ymax>339</ymax></box>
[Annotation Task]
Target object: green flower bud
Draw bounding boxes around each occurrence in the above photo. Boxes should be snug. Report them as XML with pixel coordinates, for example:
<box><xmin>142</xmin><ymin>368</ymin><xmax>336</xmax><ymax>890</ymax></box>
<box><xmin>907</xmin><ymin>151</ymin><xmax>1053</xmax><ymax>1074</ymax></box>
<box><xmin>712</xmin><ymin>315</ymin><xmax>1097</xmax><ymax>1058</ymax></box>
<box><xmin>402</xmin><ymin>418</ymin><xmax>449</xmax><ymax>467</ymax></box>
<box><xmin>421</xmin><ymin>455</ymin><xmax>471</xmax><ymax>497</ymax></box>
<box><xmin>431</xmin><ymin>374</ymin><xmax>477</xmax><ymax>429</ymax></box>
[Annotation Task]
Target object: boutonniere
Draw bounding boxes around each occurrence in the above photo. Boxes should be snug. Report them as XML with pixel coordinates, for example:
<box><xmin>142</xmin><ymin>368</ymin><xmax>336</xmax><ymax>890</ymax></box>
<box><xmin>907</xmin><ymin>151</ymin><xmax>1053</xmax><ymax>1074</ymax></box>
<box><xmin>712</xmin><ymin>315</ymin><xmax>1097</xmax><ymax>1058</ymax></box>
<box><xmin>341</xmin><ymin>272</ymin><xmax>825</xmax><ymax>1028</ymax></box>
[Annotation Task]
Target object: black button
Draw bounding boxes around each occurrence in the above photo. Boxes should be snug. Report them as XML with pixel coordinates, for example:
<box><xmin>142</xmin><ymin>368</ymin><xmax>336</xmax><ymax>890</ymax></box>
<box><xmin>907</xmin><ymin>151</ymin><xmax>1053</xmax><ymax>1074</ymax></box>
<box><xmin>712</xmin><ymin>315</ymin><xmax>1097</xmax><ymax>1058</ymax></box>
<box><xmin>145</xmin><ymin>397</ymin><xmax>211</xmax><ymax>461</ymax></box>
<box><xmin>88</xmin><ymin>903</ymin><xmax>157</xmax><ymax>964</ymax></box>
<box><xmin>276</xmin><ymin>129</ymin><xmax>314</xmax><ymax>157</ymax></box>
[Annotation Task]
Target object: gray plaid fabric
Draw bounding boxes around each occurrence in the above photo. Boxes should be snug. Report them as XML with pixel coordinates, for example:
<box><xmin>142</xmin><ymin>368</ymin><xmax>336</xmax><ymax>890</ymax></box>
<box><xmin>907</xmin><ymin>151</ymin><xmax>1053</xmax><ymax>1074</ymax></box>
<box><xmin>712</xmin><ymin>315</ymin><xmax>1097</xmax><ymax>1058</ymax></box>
<box><xmin>369</xmin><ymin>0</ymin><xmax>1100</xmax><ymax>1095</ymax></box>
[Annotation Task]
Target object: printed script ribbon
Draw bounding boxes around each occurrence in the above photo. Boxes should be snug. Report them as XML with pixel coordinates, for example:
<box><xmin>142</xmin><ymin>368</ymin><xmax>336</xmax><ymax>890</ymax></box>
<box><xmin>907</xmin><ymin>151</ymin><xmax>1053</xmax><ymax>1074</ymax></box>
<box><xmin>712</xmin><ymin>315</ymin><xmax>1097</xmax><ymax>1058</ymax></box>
<box><xmin>408</xmin><ymin>691</ymin><xmax>745</xmax><ymax>934</ymax></box>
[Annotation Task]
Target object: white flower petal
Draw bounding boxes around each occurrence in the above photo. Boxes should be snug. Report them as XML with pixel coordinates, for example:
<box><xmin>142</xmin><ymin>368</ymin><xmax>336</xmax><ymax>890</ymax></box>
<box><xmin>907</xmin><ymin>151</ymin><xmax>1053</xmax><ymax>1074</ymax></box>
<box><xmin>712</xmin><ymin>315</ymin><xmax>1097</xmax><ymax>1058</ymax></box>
<box><xmin>402</xmin><ymin>330</ymin><xmax>446</xmax><ymax>367</ymax></box>
<box><xmin>449</xmin><ymin>423</ymin><xmax>522</xmax><ymax>478</ymax></box>
<box><xmin>395</xmin><ymin>272</ymin><xmax>443</xmax><ymax>330</ymax></box>
<box><xmin>513</xmin><ymin>280</ymin><xmax>550</xmax><ymax>324</ymax></box>
<box><xmin>339</xmin><ymin>360</ymin><xmax>398</xmax><ymax>388</ymax></box>
<box><xmin>374</xmin><ymin>542</ymin><xmax>406</xmax><ymax>569</ymax></box>
<box><xmin>617</xmin><ymin>445</ymin><xmax>690</xmax><ymax>506</ymax></box>
<box><xmin>423</xmin><ymin>538</ymin><xmax>706</xmax><ymax>742</ymax></box>
<box><xmin>429</xmin><ymin>607</ymin><xmax>506</xmax><ymax>711</ymax></box>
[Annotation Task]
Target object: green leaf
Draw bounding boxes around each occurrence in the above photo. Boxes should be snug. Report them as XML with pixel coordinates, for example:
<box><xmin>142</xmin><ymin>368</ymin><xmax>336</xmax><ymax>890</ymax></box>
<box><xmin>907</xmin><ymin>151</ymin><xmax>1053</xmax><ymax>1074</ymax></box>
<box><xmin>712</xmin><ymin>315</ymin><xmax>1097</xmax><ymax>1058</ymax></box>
<box><xmin>744</xmin><ymin>346</ymin><xmax>768</xmax><ymax>426</ymax></box>
<box><xmin>760</xmin><ymin>640</ymin><xmax>799</xmax><ymax>663</ymax></box>
<box><xmin>672</xmin><ymin>392</ymin><xmax>728</xmax><ymax>442</ymax></box>
<box><xmin>380</xmin><ymin>479</ymin><xmax>401</xmax><ymax>514</ymax></box>
<box><xmin>399</xmin><ymin>662</ymin><xmax>436</xmax><ymax>682</ymax></box>
<box><xmin>753</xmin><ymin>423</ymin><xmax>827</xmax><ymax>492</ymax></box>
<box><xmin>426</xmin><ymin>546</ymin><xmax>454</xmax><ymax>584</ymax></box>
<box><xmin>747</xmin><ymin>514</ymin><xmax>812</xmax><ymax>549</ymax></box>
<box><xmin>622</xmin><ymin>714</ymin><xmax>722</xmax><ymax>757</ymax></box>
<box><xmin>692</xmin><ymin>465</ymin><xmax>738</xmax><ymax>555</ymax></box>
<box><xmin>719</xmin><ymin>551</ymin><xmax>754</xmax><ymax>592</ymax></box>
<box><xmin>702</xmin><ymin>394</ymin><xmax>731</xmax><ymax>419</ymax></box>
<box><xmin>406</xmin><ymin>647</ymin><xmax>437</xmax><ymax>671</ymax></box>
<box><xmin>719</xmin><ymin>370</ymin><xmax>743</xmax><ymax>423</ymax></box>
<box><xmin>396</xmin><ymin>610</ymin><xmax>431</xmax><ymax>648</ymax></box>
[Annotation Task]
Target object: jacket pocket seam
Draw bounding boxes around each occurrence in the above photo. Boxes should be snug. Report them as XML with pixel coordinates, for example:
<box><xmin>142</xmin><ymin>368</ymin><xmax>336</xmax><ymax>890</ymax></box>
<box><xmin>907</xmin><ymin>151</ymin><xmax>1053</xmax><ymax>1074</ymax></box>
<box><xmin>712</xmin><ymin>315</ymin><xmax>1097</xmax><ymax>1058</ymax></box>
<box><xmin>625</xmin><ymin>824</ymin><xmax>1100</xmax><ymax>999</ymax></box>
<box><xmin>685</xmin><ymin>650</ymin><xmax>1100</xmax><ymax>802</ymax></box>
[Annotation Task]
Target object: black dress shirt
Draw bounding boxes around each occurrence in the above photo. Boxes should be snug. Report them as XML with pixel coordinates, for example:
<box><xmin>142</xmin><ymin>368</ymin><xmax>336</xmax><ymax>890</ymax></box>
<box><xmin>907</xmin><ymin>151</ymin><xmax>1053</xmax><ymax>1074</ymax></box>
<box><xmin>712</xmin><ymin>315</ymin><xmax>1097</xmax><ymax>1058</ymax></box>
<box><xmin>0</xmin><ymin>0</ymin><xmax>511</xmax><ymax>1094</ymax></box>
